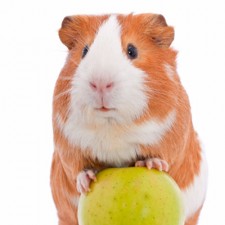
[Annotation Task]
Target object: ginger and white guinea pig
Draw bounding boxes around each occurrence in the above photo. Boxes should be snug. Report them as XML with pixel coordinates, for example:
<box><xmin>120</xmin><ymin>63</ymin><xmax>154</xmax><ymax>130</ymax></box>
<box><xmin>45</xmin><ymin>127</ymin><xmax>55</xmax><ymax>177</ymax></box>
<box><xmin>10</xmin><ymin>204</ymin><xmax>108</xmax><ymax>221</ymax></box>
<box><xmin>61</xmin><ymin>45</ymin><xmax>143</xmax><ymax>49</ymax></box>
<box><xmin>50</xmin><ymin>13</ymin><xmax>207</xmax><ymax>225</ymax></box>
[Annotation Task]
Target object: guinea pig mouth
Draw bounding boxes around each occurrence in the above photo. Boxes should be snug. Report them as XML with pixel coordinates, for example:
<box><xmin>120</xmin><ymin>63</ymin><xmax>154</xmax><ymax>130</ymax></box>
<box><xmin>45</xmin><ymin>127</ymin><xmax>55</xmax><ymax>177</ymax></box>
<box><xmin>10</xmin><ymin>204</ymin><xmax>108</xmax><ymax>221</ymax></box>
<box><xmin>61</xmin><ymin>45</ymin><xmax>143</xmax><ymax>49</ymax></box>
<box><xmin>95</xmin><ymin>107</ymin><xmax>116</xmax><ymax>112</ymax></box>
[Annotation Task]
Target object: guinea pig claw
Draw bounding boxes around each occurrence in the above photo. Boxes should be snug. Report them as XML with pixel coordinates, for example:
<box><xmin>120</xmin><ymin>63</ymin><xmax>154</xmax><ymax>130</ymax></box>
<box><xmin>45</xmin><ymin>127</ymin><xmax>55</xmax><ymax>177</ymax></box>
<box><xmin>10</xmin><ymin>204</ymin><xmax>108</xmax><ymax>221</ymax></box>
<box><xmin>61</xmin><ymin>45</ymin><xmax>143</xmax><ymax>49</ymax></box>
<box><xmin>76</xmin><ymin>169</ymin><xmax>97</xmax><ymax>194</ymax></box>
<box><xmin>86</xmin><ymin>170</ymin><xmax>97</xmax><ymax>182</ymax></box>
<box><xmin>135</xmin><ymin>158</ymin><xmax>169</xmax><ymax>172</ymax></box>
<box><xmin>135</xmin><ymin>160</ymin><xmax>146</xmax><ymax>167</ymax></box>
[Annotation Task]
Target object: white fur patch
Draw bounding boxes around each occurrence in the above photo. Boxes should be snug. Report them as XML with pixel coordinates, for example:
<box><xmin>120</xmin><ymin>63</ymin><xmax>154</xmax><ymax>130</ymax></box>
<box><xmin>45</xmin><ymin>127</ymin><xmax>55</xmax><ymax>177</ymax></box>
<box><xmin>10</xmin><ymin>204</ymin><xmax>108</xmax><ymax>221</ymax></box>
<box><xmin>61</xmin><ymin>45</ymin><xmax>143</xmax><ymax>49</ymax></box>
<box><xmin>127</xmin><ymin>110</ymin><xmax>176</xmax><ymax>145</ymax></box>
<box><xmin>58</xmin><ymin>110</ymin><xmax>176</xmax><ymax>166</ymax></box>
<box><xmin>181</xmin><ymin>151</ymin><xmax>208</xmax><ymax>220</ymax></box>
<box><xmin>70</xmin><ymin>15</ymin><xmax>148</xmax><ymax>125</ymax></box>
<box><xmin>164</xmin><ymin>63</ymin><xmax>175</xmax><ymax>80</ymax></box>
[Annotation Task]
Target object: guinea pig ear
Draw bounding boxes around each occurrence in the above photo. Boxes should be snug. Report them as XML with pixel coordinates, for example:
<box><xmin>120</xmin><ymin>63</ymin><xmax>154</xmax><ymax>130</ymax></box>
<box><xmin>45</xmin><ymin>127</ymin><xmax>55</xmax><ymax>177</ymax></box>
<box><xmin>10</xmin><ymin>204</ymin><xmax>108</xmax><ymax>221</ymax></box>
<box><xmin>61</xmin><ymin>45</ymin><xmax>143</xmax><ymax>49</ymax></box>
<box><xmin>58</xmin><ymin>16</ymin><xmax>83</xmax><ymax>50</ymax></box>
<box><xmin>145</xmin><ymin>14</ymin><xmax>174</xmax><ymax>48</ymax></box>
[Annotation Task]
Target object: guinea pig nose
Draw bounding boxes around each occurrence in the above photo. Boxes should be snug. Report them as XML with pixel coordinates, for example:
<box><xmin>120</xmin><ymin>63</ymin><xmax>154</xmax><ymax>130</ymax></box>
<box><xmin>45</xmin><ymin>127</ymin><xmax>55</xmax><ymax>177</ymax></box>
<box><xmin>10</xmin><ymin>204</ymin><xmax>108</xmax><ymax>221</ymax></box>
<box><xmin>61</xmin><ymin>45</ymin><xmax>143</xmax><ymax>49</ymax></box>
<box><xmin>89</xmin><ymin>82</ymin><xmax>97</xmax><ymax>90</ymax></box>
<box><xmin>105</xmin><ymin>82</ymin><xmax>114</xmax><ymax>90</ymax></box>
<box><xmin>89</xmin><ymin>81</ymin><xmax>114</xmax><ymax>92</ymax></box>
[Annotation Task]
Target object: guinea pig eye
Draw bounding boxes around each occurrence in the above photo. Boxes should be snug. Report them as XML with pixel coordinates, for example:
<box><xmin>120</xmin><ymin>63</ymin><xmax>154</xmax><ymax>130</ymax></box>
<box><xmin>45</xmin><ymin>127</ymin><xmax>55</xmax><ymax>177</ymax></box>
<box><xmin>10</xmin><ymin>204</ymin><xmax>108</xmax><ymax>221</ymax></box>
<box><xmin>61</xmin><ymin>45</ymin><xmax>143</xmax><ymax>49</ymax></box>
<box><xmin>127</xmin><ymin>44</ymin><xmax>138</xmax><ymax>59</ymax></box>
<box><xmin>82</xmin><ymin>45</ymin><xmax>89</xmax><ymax>58</ymax></box>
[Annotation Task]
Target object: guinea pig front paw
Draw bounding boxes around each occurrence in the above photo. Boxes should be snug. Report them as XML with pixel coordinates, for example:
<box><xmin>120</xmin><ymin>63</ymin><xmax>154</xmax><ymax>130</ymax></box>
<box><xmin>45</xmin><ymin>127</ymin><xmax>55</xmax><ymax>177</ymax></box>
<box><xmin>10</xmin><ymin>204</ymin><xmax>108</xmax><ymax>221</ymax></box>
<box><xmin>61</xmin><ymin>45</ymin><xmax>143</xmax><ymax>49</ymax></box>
<box><xmin>135</xmin><ymin>158</ymin><xmax>169</xmax><ymax>172</ymax></box>
<box><xmin>76</xmin><ymin>169</ymin><xmax>97</xmax><ymax>194</ymax></box>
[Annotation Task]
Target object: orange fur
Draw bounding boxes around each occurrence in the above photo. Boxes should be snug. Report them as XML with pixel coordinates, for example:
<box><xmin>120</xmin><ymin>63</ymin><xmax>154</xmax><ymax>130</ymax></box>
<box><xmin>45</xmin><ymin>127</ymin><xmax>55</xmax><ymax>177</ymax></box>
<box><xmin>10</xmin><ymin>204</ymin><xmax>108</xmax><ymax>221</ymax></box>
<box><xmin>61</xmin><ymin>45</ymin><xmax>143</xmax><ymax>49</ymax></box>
<box><xmin>185</xmin><ymin>207</ymin><xmax>202</xmax><ymax>225</ymax></box>
<box><xmin>118</xmin><ymin>14</ymin><xmax>201</xmax><ymax>189</ymax></box>
<box><xmin>51</xmin><ymin>14</ymin><xmax>203</xmax><ymax>224</ymax></box>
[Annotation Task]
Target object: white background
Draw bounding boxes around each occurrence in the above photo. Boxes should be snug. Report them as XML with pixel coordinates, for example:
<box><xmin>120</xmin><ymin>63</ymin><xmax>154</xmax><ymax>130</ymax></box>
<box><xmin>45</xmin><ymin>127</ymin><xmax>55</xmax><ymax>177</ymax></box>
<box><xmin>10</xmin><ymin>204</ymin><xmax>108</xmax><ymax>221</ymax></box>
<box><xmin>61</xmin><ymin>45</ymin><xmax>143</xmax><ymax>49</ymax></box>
<box><xmin>0</xmin><ymin>0</ymin><xmax>225</xmax><ymax>224</ymax></box>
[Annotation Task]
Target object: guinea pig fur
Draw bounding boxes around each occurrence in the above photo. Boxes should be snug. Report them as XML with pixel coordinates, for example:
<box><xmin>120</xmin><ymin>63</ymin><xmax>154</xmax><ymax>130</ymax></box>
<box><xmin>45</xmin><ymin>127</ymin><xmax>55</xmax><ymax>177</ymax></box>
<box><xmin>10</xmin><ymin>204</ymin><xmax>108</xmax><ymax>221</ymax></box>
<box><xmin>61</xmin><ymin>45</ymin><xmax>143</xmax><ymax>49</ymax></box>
<box><xmin>50</xmin><ymin>13</ymin><xmax>207</xmax><ymax>225</ymax></box>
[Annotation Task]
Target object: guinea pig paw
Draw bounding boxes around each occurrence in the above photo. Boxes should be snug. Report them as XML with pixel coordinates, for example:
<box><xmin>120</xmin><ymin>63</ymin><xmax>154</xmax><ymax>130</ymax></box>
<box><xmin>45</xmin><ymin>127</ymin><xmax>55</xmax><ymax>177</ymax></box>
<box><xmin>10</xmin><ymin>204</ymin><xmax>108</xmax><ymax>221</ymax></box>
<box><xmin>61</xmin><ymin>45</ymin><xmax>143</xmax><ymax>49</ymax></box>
<box><xmin>135</xmin><ymin>158</ymin><xmax>169</xmax><ymax>172</ymax></box>
<box><xmin>76</xmin><ymin>170</ymin><xmax>97</xmax><ymax>194</ymax></box>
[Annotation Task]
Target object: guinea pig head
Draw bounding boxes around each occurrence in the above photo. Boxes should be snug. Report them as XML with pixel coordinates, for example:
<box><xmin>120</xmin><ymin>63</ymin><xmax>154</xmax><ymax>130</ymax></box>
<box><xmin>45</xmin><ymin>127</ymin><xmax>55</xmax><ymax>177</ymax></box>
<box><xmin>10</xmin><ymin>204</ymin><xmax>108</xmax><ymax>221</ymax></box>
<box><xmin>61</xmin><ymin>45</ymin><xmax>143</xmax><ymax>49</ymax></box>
<box><xmin>55</xmin><ymin>14</ymin><xmax>179</xmax><ymax>127</ymax></box>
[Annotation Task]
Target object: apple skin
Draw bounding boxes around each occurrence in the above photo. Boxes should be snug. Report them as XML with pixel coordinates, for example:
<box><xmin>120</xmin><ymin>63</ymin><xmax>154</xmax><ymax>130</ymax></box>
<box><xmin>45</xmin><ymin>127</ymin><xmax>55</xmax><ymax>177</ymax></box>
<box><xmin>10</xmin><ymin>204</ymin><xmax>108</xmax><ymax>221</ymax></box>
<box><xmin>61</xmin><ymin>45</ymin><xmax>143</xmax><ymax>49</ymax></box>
<box><xmin>78</xmin><ymin>167</ymin><xmax>185</xmax><ymax>225</ymax></box>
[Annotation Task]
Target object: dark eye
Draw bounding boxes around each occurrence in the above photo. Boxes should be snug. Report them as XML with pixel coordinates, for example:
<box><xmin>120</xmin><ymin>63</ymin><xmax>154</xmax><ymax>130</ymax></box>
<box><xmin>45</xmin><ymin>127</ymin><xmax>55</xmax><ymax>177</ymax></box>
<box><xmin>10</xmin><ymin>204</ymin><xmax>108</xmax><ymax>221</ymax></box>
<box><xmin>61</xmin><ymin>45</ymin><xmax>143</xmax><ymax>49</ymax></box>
<box><xmin>127</xmin><ymin>44</ymin><xmax>138</xmax><ymax>59</ymax></box>
<box><xmin>82</xmin><ymin>45</ymin><xmax>89</xmax><ymax>58</ymax></box>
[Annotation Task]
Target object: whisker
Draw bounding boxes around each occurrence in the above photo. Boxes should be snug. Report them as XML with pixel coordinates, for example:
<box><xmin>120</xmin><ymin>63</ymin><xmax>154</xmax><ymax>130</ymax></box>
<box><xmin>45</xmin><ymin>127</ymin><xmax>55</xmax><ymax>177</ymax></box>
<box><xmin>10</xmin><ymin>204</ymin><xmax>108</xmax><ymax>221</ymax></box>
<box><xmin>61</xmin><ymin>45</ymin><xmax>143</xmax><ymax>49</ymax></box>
<box><xmin>145</xmin><ymin>90</ymin><xmax>186</xmax><ymax>107</ymax></box>
<box><xmin>144</xmin><ymin>79</ymin><xmax>181</xmax><ymax>87</ymax></box>
<box><xmin>69</xmin><ymin>58</ymin><xmax>79</xmax><ymax>67</ymax></box>
<box><xmin>54</xmin><ymin>88</ymin><xmax>73</xmax><ymax>101</ymax></box>
<box><xmin>58</xmin><ymin>76</ymin><xmax>74</xmax><ymax>81</ymax></box>
<box><xmin>145</xmin><ymin>89</ymin><xmax>176</xmax><ymax>98</ymax></box>
<box><xmin>62</xmin><ymin>104</ymin><xmax>72</xmax><ymax>121</ymax></box>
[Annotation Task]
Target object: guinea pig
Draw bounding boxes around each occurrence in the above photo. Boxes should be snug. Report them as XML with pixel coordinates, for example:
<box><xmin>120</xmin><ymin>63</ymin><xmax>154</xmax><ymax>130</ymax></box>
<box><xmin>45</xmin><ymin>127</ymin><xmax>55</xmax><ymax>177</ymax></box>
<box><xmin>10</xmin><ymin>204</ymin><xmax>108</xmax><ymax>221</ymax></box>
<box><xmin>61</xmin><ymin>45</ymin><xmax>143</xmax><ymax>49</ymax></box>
<box><xmin>50</xmin><ymin>13</ymin><xmax>207</xmax><ymax>225</ymax></box>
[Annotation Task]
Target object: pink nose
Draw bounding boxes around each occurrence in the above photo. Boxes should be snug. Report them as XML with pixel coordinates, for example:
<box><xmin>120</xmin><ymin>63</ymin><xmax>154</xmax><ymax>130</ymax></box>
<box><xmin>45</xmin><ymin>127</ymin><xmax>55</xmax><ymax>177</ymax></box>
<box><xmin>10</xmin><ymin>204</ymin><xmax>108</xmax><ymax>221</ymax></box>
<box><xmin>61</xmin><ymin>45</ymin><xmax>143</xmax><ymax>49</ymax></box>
<box><xmin>89</xmin><ymin>81</ymin><xmax>114</xmax><ymax>93</ymax></box>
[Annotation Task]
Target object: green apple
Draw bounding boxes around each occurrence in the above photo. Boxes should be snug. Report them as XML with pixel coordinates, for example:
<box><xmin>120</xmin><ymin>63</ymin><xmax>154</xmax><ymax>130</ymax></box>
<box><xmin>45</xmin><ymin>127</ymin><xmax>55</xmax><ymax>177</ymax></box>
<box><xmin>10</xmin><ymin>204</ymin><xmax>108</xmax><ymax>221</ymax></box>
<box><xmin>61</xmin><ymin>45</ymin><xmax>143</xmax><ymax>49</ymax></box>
<box><xmin>78</xmin><ymin>167</ymin><xmax>185</xmax><ymax>225</ymax></box>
